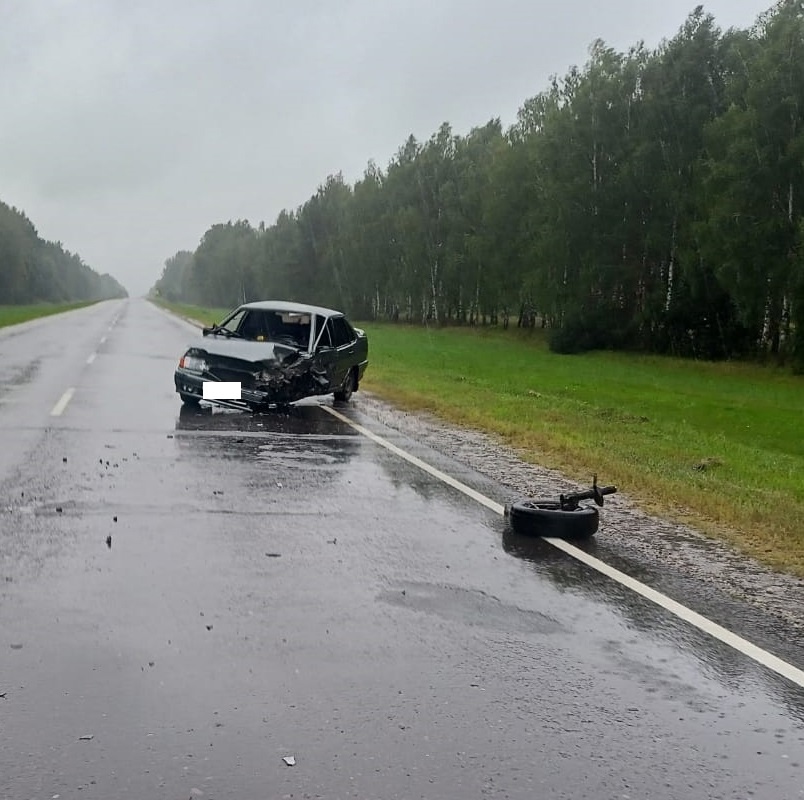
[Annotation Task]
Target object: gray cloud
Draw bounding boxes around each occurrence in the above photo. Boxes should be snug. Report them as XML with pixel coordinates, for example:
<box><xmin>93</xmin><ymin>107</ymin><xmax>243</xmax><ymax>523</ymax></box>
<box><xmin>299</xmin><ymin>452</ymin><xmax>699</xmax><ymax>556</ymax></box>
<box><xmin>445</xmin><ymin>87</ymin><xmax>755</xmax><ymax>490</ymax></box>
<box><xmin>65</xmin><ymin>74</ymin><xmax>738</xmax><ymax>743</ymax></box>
<box><xmin>0</xmin><ymin>0</ymin><xmax>772</xmax><ymax>295</ymax></box>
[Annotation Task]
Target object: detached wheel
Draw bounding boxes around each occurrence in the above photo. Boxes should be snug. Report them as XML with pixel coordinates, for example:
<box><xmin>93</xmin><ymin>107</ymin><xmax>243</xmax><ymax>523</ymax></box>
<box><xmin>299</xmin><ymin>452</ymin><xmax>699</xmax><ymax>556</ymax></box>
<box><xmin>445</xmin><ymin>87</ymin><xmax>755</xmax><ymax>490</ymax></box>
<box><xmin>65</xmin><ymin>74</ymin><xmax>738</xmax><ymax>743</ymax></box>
<box><xmin>333</xmin><ymin>368</ymin><xmax>357</xmax><ymax>403</ymax></box>
<box><xmin>180</xmin><ymin>393</ymin><xmax>201</xmax><ymax>406</ymax></box>
<box><xmin>506</xmin><ymin>499</ymin><xmax>599</xmax><ymax>539</ymax></box>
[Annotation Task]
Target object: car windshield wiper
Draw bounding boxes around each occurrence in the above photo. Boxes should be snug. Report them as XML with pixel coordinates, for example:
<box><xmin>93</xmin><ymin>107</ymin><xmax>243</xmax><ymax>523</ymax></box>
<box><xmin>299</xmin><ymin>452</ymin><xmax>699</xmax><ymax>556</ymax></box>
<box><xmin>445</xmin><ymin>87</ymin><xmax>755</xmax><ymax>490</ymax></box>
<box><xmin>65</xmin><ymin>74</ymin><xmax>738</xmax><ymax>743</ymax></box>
<box><xmin>209</xmin><ymin>325</ymin><xmax>244</xmax><ymax>338</ymax></box>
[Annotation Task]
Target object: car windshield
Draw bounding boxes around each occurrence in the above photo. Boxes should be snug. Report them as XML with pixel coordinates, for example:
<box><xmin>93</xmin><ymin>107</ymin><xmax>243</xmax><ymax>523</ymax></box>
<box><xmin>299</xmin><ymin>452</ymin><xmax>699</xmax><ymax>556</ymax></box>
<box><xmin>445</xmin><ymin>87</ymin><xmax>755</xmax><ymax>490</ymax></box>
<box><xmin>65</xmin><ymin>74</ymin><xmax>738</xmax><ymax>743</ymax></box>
<box><xmin>211</xmin><ymin>309</ymin><xmax>246</xmax><ymax>336</ymax></box>
<box><xmin>238</xmin><ymin>309</ymin><xmax>311</xmax><ymax>348</ymax></box>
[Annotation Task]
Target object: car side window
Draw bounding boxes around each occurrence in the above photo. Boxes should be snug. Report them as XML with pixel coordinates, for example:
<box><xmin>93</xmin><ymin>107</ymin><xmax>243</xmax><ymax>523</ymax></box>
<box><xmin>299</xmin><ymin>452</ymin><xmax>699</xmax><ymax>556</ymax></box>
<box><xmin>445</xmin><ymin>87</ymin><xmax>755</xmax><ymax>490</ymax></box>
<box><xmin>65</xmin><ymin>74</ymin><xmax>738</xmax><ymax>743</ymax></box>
<box><xmin>330</xmin><ymin>317</ymin><xmax>355</xmax><ymax>348</ymax></box>
<box><xmin>317</xmin><ymin>317</ymin><xmax>333</xmax><ymax>348</ymax></box>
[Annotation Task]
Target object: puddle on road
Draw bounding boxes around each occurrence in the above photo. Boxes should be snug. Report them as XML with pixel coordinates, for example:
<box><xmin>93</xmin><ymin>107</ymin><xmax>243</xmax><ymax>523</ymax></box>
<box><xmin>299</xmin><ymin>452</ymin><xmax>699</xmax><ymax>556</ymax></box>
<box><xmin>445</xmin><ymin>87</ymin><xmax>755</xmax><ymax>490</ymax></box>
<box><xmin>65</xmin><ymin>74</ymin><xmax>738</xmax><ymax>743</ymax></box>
<box><xmin>174</xmin><ymin>401</ymin><xmax>347</xmax><ymax>436</ymax></box>
<box><xmin>171</xmin><ymin>402</ymin><xmax>362</xmax><ymax>469</ymax></box>
<box><xmin>378</xmin><ymin>582</ymin><xmax>564</xmax><ymax>636</ymax></box>
<box><xmin>0</xmin><ymin>359</ymin><xmax>42</xmax><ymax>396</ymax></box>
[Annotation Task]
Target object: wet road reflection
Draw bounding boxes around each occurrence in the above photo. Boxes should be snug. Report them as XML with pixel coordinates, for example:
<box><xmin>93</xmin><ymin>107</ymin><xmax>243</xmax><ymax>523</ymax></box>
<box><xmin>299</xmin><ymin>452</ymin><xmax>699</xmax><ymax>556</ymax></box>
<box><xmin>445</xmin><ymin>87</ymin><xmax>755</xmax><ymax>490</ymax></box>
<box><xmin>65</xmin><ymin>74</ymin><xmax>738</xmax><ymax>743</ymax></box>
<box><xmin>172</xmin><ymin>403</ymin><xmax>363</xmax><ymax>487</ymax></box>
<box><xmin>174</xmin><ymin>400</ymin><xmax>338</xmax><ymax>435</ymax></box>
<box><xmin>502</xmin><ymin>524</ymin><xmax>804</xmax><ymax>720</ymax></box>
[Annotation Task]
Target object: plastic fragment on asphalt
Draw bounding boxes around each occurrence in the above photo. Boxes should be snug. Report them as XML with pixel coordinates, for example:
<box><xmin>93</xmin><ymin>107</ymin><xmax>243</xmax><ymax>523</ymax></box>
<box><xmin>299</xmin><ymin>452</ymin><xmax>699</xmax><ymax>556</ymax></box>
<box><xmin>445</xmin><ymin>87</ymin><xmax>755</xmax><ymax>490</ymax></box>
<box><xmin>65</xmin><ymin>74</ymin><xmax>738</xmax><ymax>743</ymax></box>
<box><xmin>283</xmin><ymin>756</ymin><xmax>296</xmax><ymax>766</ymax></box>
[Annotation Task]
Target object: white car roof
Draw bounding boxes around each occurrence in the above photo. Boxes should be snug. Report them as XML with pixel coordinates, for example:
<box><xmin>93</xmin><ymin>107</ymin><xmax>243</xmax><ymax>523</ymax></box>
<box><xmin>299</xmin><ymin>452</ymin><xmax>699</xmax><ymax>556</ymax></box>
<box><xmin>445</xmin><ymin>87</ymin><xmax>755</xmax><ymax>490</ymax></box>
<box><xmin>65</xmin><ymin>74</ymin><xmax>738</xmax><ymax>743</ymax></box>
<box><xmin>237</xmin><ymin>300</ymin><xmax>344</xmax><ymax>317</ymax></box>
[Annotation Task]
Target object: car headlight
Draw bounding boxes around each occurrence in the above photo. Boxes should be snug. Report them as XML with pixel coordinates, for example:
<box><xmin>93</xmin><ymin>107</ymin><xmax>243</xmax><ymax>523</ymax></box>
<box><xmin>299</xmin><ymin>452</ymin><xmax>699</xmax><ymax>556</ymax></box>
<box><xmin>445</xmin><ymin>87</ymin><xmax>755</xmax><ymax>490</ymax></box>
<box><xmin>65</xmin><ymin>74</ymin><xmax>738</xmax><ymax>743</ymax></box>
<box><xmin>179</xmin><ymin>354</ymin><xmax>207</xmax><ymax>372</ymax></box>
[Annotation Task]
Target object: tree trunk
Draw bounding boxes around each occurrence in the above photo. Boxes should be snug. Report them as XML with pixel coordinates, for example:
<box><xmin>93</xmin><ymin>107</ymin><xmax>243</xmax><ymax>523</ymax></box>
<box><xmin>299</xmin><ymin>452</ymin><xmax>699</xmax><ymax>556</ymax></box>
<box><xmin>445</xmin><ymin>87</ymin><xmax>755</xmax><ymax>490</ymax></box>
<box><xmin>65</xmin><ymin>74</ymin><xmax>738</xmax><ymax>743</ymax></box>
<box><xmin>429</xmin><ymin>257</ymin><xmax>440</xmax><ymax>323</ymax></box>
<box><xmin>665</xmin><ymin>216</ymin><xmax>677</xmax><ymax>312</ymax></box>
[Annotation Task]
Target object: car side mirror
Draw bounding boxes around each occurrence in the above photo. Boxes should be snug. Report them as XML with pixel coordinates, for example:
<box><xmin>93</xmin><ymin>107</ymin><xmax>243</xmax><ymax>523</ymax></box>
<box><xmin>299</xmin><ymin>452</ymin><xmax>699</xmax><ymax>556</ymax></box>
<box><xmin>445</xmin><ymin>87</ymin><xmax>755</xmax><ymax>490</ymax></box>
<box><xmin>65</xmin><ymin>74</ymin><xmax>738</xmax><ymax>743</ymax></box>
<box><xmin>202</xmin><ymin>326</ymin><xmax>214</xmax><ymax>337</ymax></box>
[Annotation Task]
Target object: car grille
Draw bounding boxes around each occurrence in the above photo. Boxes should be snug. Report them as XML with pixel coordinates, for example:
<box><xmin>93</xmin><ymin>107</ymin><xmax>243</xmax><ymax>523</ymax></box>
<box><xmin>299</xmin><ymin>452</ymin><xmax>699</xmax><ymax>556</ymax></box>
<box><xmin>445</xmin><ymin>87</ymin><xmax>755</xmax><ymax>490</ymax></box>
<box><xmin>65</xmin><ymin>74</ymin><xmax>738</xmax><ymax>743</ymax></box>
<box><xmin>206</xmin><ymin>358</ymin><xmax>259</xmax><ymax>389</ymax></box>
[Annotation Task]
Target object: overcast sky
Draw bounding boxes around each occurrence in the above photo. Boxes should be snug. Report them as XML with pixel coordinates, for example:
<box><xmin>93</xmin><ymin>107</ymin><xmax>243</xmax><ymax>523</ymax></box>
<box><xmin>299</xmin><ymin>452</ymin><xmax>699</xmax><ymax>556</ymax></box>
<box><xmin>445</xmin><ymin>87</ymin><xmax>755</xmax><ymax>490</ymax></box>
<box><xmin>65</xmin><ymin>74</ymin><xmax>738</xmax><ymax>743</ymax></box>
<box><xmin>1</xmin><ymin>0</ymin><xmax>774</xmax><ymax>297</ymax></box>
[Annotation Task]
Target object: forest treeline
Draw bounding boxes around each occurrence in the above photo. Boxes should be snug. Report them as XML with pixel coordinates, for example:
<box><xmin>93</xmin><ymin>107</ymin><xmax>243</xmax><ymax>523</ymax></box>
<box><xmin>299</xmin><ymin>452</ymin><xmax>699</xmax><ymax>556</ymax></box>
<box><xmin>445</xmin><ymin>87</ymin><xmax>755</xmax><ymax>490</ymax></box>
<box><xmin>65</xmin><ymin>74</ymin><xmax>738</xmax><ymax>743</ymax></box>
<box><xmin>153</xmin><ymin>2</ymin><xmax>804</xmax><ymax>368</ymax></box>
<box><xmin>0</xmin><ymin>201</ymin><xmax>127</xmax><ymax>304</ymax></box>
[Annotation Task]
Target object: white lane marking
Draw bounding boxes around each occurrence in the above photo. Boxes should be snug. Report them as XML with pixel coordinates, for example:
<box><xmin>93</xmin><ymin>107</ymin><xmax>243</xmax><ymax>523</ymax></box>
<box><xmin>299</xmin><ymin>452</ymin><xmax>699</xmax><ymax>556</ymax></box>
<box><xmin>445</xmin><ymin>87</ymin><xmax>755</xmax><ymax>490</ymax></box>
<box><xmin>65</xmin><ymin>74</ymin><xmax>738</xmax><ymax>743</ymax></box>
<box><xmin>544</xmin><ymin>536</ymin><xmax>804</xmax><ymax>687</ymax></box>
<box><xmin>100</xmin><ymin>336</ymin><xmax>107</xmax><ymax>344</ymax></box>
<box><xmin>86</xmin><ymin>353</ymin><xmax>96</xmax><ymax>365</ymax></box>
<box><xmin>323</xmin><ymin>404</ymin><xmax>804</xmax><ymax>689</ymax></box>
<box><xmin>50</xmin><ymin>387</ymin><xmax>75</xmax><ymax>417</ymax></box>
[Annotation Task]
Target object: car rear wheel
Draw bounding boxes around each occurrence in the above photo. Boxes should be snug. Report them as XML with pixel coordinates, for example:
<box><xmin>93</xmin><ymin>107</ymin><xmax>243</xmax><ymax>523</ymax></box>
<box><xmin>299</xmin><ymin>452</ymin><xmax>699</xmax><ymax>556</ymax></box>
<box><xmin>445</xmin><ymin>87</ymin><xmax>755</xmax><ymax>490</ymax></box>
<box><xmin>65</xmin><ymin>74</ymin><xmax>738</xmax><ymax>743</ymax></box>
<box><xmin>333</xmin><ymin>368</ymin><xmax>357</xmax><ymax>403</ymax></box>
<box><xmin>180</xmin><ymin>393</ymin><xmax>201</xmax><ymax>406</ymax></box>
<box><xmin>505</xmin><ymin>499</ymin><xmax>599</xmax><ymax>539</ymax></box>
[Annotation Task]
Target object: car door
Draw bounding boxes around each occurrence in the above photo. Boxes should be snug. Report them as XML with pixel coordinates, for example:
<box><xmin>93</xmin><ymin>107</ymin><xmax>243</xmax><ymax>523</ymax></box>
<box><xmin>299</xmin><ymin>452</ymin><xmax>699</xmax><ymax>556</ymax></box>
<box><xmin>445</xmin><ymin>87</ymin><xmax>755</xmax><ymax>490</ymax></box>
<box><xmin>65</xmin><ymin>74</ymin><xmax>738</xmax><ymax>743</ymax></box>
<box><xmin>329</xmin><ymin>316</ymin><xmax>358</xmax><ymax>388</ymax></box>
<box><xmin>312</xmin><ymin>315</ymin><xmax>339</xmax><ymax>391</ymax></box>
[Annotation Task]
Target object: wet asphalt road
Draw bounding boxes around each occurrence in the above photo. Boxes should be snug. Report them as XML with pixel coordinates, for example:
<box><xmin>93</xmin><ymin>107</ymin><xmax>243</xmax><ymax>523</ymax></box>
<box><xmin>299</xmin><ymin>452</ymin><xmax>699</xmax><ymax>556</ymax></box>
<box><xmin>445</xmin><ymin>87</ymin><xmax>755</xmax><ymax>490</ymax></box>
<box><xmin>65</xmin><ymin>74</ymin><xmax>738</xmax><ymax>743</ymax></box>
<box><xmin>1</xmin><ymin>299</ymin><xmax>803</xmax><ymax>800</ymax></box>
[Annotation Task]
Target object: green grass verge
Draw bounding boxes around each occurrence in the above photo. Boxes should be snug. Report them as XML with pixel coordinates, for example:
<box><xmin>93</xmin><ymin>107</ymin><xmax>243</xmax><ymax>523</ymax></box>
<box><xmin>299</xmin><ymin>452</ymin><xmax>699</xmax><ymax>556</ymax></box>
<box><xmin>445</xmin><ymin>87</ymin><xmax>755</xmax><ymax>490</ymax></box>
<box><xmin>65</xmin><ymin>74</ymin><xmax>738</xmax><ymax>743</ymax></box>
<box><xmin>155</xmin><ymin>301</ymin><xmax>804</xmax><ymax>576</ymax></box>
<box><xmin>150</xmin><ymin>298</ymin><xmax>234</xmax><ymax>326</ymax></box>
<box><xmin>0</xmin><ymin>301</ymin><xmax>98</xmax><ymax>328</ymax></box>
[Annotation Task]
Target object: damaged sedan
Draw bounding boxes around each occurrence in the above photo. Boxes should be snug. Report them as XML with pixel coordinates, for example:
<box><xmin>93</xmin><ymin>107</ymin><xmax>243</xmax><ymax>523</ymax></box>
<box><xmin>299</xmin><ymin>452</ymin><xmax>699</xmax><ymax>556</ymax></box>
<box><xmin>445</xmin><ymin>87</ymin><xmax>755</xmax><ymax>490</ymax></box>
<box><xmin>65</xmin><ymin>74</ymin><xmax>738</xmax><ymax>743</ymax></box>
<box><xmin>174</xmin><ymin>301</ymin><xmax>368</xmax><ymax>409</ymax></box>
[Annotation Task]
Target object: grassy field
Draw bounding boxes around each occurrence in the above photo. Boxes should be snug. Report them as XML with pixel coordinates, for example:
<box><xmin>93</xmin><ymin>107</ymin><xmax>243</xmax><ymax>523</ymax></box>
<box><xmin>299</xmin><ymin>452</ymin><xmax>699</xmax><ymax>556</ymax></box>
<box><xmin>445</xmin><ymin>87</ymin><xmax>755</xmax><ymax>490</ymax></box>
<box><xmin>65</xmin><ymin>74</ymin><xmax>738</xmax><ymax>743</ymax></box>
<box><xmin>154</xmin><ymin>299</ymin><xmax>804</xmax><ymax>576</ymax></box>
<box><xmin>0</xmin><ymin>301</ymin><xmax>98</xmax><ymax>328</ymax></box>
<box><xmin>151</xmin><ymin>299</ymin><xmax>234</xmax><ymax>326</ymax></box>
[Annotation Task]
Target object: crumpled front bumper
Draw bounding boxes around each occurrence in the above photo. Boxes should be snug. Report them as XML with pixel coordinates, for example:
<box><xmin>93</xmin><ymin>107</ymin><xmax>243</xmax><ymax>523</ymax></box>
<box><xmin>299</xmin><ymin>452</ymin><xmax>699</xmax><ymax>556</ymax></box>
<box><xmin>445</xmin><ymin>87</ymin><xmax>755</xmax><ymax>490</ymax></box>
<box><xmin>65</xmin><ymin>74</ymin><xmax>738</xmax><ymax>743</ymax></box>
<box><xmin>174</xmin><ymin>360</ymin><xmax>329</xmax><ymax>407</ymax></box>
<box><xmin>174</xmin><ymin>368</ymin><xmax>273</xmax><ymax>407</ymax></box>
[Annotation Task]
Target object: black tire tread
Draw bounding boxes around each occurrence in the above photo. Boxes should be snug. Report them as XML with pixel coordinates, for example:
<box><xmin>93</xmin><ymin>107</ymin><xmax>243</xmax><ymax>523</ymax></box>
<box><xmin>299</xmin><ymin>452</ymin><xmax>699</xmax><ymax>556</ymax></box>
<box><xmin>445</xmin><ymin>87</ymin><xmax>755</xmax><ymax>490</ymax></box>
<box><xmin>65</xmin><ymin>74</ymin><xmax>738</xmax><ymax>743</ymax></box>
<box><xmin>508</xmin><ymin>499</ymin><xmax>599</xmax><ymax>539</ymax></box>
<box><xmin>333</xmin><ymin>368</ymin><xmax>357</xmax><ymax>402</ymax></box>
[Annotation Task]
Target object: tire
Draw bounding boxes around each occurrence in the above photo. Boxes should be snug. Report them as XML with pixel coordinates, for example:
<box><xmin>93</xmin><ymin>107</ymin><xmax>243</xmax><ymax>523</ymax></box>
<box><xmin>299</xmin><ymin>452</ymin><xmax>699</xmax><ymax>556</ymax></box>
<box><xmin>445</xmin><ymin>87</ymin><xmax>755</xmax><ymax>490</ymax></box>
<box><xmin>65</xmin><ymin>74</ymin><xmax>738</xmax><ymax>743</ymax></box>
<box><xmin>180</xmin><ymin>393</ymin><xmax>201</xmax><ymax>406</ymax></box>
<box><xmin>506</xmin><ymin>499</ymin><xmax>599</xmax><ymax>539</ymax></box>
<box><xmin>333</xmin><ymin>368</ymin><xmax>357</xmax><ymax>403</ymax></box>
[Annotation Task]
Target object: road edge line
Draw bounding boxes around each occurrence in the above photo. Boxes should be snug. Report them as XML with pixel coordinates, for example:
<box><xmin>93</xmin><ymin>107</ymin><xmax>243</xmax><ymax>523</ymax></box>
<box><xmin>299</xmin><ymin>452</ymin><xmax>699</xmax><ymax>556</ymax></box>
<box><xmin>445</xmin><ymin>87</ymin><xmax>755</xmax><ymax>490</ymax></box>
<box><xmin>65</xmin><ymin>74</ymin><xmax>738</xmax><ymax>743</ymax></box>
<box><xmin>323</xmin><ymin>404</ymin><xmax>804</xmax><ymax>689</ymax></box>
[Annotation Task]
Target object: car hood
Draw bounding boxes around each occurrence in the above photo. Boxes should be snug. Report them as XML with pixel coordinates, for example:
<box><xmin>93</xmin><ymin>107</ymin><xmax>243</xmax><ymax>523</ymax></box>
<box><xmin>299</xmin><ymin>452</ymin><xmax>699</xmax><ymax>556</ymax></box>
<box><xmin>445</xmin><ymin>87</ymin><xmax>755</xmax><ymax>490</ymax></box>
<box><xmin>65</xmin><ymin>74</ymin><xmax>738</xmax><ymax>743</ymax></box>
<box><xmin>189</xmin><ymin>336</ymin><xmax>304</xmax><ymax>363</ymax></box>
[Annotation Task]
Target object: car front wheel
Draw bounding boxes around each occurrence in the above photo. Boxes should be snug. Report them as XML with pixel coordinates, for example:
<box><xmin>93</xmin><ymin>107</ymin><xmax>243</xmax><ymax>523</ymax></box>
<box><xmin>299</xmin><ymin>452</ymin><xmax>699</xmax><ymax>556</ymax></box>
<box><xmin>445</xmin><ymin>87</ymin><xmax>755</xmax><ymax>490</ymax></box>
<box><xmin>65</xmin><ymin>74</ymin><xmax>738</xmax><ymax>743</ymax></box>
<box><xmin>333</xmin><ymin>368</ymin><xmax>357</xmax><ymax>403</ymax></box>
<box><xmin>180</xmin><ymin>393</ymin><xmax>201</xmax><ymax>406</ymax></box>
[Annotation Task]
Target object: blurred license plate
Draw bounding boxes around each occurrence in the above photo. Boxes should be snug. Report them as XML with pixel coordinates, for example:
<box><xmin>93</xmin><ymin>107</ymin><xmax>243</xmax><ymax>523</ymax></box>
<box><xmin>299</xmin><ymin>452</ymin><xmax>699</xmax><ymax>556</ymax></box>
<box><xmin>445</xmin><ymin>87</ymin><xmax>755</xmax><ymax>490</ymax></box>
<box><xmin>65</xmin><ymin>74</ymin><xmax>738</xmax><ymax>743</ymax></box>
<box><xmin>203</xmin><ymin>382</ymin><xmax>241</xmax><ymax>400</ymax></box>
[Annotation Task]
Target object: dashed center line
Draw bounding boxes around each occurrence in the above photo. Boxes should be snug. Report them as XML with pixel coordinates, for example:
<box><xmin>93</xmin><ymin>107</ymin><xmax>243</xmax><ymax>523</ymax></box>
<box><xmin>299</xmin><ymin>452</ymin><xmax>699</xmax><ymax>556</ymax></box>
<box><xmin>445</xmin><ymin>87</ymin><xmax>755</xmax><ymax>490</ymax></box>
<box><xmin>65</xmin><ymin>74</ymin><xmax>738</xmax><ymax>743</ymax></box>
<box><xmin>86</xmin><ymin>353</ymin><xmax>96</xmax><ymax>365</ymax></box>
<box><xmin>100</xmin><ymin>336</ymin><xmax>107</xmax><ymax>344</ymax></box>
<box><xmin>50</xmin><ymin>387</ymin><xmax>75</xmax><ymax>417</ymax></box>
<box><xmin>323</xmin><ymin>404</ymin><xmax>804</xmax><ymax>689</ymax></box>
